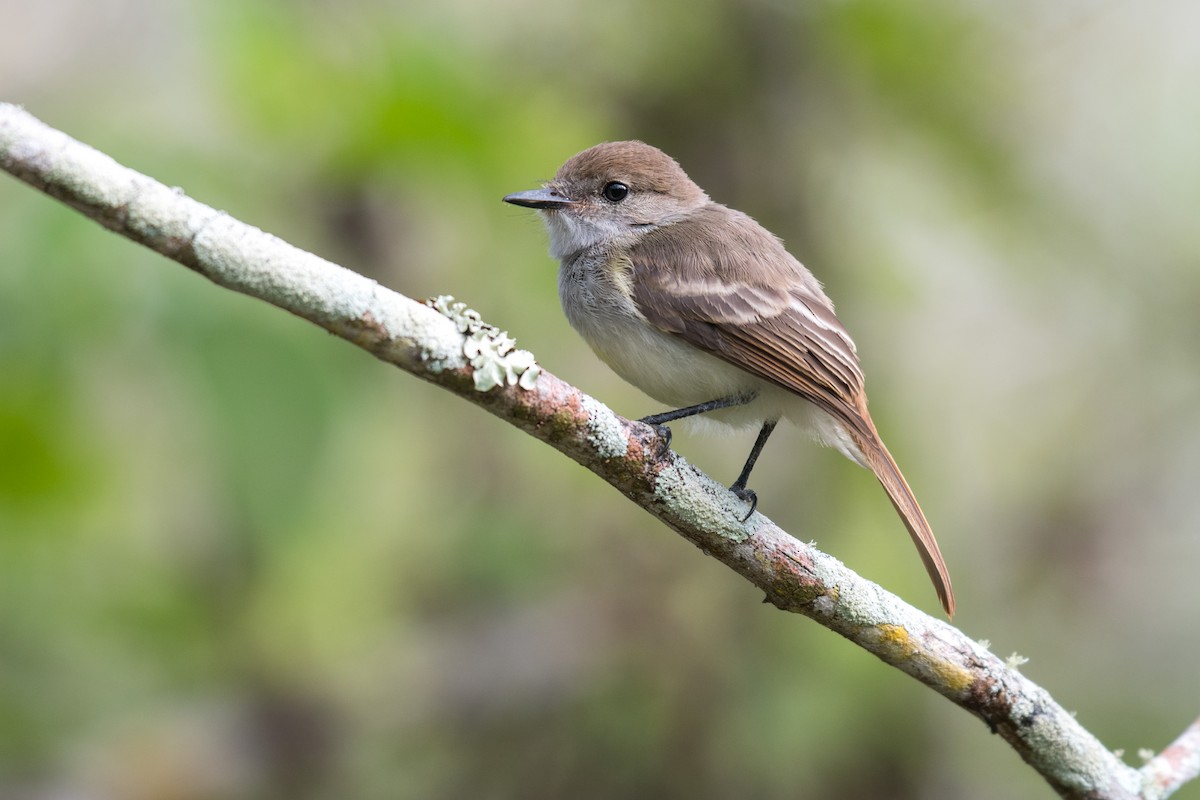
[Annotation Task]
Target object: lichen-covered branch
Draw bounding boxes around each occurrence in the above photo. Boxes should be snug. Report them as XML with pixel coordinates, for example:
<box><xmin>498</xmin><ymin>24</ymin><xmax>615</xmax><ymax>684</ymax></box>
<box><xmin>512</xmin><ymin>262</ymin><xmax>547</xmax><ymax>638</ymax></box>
<box><xmin>0</xmin><ymin>102</ymin><xmax>1191</xmax><ymax>799</ymax></box>
<box><xmin>1142</xmin><ymin>716</ymin><xmax>1200</xmax><ymax>799</ymax></box>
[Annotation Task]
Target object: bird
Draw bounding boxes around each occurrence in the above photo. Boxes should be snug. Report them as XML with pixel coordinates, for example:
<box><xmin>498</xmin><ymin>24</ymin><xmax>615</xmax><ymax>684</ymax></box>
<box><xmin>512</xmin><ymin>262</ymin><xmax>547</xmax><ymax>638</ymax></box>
<box><xmin>504</xmin><ymin>140</ymin><xmax>954</xmax><ymax>616</ymax></box>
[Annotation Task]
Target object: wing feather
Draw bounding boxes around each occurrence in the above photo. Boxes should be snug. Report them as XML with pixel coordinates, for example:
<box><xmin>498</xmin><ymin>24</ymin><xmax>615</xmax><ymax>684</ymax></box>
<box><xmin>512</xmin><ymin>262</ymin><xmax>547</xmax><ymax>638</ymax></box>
<box><xmin>625</xmin><ymin>203</ymin><xmax>955</xmax><ymax>616</ymax></box>
<box><xmin>629</xmin><ymin>204</ymin><xmax>867</xmax><ymax>436</ymax></box>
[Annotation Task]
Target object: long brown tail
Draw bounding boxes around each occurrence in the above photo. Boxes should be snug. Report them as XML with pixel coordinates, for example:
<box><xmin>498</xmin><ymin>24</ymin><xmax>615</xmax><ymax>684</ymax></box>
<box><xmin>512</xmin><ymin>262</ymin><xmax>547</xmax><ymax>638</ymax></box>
<box><xmin>850</xmin><ymin>410</ymin><xmax>955</xmax><ymax>617</ymax></box>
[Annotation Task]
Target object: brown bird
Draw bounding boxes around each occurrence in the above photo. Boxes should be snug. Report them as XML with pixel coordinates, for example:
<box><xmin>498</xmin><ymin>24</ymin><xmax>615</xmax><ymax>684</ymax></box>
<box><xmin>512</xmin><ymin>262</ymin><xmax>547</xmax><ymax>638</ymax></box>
<box><xmin>505</xmin><ymin>141</ymin><xmax>954</xmax><ymax>616</ymax></box>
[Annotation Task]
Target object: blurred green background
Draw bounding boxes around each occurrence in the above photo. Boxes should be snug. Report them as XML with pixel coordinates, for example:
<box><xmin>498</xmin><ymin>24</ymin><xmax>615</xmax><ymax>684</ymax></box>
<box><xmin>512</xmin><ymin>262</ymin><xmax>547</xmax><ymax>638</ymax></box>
<box><xmin>3</xmin><ymin>1</ymin><xmax>1199</xmax><ymax>797</ymax></box>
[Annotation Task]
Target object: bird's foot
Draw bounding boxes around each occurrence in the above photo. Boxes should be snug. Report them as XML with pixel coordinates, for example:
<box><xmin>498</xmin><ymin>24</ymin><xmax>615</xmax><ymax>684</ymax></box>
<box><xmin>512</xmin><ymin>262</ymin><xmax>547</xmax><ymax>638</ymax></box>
<box><xmin>730</xmin><ymin>483</ymin><xmax>758</xmax><ymax>522</ymax></box>
<box><xmin>637</xmin><ymin>419</ymin><xmax>673</xmax><ymax>459</ymax></box>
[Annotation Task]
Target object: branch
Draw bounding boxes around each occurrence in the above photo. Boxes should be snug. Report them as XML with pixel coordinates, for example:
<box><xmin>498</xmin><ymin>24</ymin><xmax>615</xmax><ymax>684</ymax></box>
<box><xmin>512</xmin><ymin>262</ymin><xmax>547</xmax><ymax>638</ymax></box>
<box><xmin>0</xmin><ymin>102</ymin><xmax>1190</xmax><ymax>800</ymax></box>
<box><xmin>1142</xmin><ymin>717</ymin><xmax>1200</xmax><ymax>799</ymax></box>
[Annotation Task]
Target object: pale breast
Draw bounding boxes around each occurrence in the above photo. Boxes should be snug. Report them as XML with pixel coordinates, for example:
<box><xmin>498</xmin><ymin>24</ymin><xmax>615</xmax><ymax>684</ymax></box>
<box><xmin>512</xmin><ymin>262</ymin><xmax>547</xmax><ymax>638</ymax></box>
<box><xmin>558</xmin><ymin>251</ymin><xmax>769</xmax><ymax>414</ymax></box>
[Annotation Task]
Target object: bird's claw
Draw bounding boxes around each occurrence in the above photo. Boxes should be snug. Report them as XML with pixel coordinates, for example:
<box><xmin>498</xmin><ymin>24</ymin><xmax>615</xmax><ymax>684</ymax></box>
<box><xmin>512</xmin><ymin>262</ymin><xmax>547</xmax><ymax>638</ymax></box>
<box><xmin>730</xmin><ymin>484</ymin><xmax>758</xmax><ymax>522</ymax></box>
<box><xmin>638</xmin><ymin>420</ymin><xmax>673</xmax><ymax>459</ymax></box>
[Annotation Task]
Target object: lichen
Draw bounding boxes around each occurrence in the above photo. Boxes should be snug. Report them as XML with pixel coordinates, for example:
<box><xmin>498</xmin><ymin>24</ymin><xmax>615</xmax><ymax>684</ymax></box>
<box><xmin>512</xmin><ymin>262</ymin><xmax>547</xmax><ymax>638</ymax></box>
<box><xmin>426</xmin><ymin>295</ymin><xmax>541</xmax><ymax>391</ymax></box>
<box><xmin>869</xmin><ymin>623</ymin><xmax>974</xmax><ymax>693</ymax></box>
<box><xmin>877</xmin><ymin>623</ymin><xmax>914</xmax><ymax>654</ymax></box>
<box><xmin>652</xmin><ymin>458</ymin><xmax>752</xmax><ymax>543</ymax></box>
<box><xmin>1005</xmin><ymin>652</ymin><xmax>1030</xmax><ymax>671</ymax></box>
<box><xmin>580</xmin><ymin>395</ymin><xmax>628</xmax><ymax>459</ymax></box>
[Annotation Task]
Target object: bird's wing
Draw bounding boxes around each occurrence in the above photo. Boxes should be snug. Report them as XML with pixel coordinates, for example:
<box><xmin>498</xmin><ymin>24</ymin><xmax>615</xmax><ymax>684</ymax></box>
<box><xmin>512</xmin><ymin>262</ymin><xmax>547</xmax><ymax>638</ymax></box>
<box><xmin>628</xmin><ymin>205</ymin><xmax>868</xmax><ymax>437</ymax></box>
<box><xmin>628</xmin><ymin>205</ymin><xmax>956</xmax><ymax>617</ymax></box>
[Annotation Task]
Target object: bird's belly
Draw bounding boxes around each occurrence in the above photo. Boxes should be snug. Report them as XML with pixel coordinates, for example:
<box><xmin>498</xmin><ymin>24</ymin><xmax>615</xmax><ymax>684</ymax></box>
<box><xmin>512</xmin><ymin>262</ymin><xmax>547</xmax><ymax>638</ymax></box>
<box><xmin>569</xmin><ymin>307</ymin><xmax>790</xmax><ymax>429</ymax></box>
<box><xmin>588</xmin><ymin>318</ymin><xmax>743</xmax><ymax>402</ymax></box>
<box><xmin>559</xmin><ymin>255</ymin><xmax>792</xmax><ymax>430</ymax></box>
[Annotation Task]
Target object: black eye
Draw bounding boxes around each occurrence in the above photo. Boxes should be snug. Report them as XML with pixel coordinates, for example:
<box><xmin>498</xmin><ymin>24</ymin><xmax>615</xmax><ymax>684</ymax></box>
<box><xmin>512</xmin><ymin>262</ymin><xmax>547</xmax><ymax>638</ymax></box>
<box><xmin>602</xmin><ymin>181</ymin><xmax>629</xmax><ymax>202</ymax></box>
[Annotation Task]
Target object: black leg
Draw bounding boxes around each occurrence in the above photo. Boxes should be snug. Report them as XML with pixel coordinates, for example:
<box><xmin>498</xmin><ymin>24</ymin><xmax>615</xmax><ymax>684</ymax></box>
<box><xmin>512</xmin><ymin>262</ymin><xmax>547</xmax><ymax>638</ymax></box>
<box><xmin>730</xmin><ymin>419</ymin><xmax>778</xmax><ymax>521</ymax></box>
<box><xmin>638</xmin><ymin>392</ymin><xmax>757</xmax><ymax>459</ymax></box>
<box><xmin>638</xmin><ymin>392</ymin><xmax>757</xmax><ymax>426</ymax></box>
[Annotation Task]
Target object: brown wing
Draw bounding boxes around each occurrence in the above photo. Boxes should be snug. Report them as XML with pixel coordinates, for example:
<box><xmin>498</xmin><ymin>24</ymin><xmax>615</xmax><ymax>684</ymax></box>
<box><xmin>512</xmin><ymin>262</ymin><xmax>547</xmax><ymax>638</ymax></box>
<box><xmin>629</xmin><ymin>204</ymin><xmax>956</xmax><ymax>616</ymax></box>
<box><xmin>628</xmin><ymin>204</ymin><xmax>869</xmax><ymax>440</ymax></box>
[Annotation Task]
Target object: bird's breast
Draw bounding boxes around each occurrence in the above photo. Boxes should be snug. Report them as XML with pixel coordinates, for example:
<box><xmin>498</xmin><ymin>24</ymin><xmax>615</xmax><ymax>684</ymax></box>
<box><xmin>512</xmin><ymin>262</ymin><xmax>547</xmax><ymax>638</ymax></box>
<box><xmin>557</xmin><ymin>252</ymin><xmax>768</xmax><ymax>416</ymax></box>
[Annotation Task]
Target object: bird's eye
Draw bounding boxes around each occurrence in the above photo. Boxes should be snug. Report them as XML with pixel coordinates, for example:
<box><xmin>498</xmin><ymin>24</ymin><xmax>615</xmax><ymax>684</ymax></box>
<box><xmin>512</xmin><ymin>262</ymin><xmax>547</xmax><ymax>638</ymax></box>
<box><xmin>602</xmin><ymin>181</ymin><xmax>629</xmax><ymax>202</ymax></box>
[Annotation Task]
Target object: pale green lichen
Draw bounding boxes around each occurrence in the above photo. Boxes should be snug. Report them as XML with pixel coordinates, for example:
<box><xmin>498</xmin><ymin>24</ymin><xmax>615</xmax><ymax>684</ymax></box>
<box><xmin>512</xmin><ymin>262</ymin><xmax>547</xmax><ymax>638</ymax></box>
<box><xmin>1005</xmin><ymin>652</ymin><xmax>1030</xmax><ymax>670</ymax></box>
<box><xmin>426</xmin><ymin>295</ymin><xmax>541</xmax><ymax>391</ymax></box>
<box><xmin>580</xmin><ymin>396</ymin><xmax>628</xmax><ymax>459</ymax></box>
<box><xmin>652</xmin><ymin>458</ymin><xmax>752</xmax><ymax>543</ymax></box>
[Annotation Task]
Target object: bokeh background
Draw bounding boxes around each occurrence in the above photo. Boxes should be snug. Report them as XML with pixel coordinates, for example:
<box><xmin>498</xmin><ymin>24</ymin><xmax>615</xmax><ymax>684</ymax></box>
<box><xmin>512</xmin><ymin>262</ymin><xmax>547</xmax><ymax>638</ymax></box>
<box><xmin>3</xmin><ymin>1</ymin><xmax>1199</xmax><ymax>798</ymax></box>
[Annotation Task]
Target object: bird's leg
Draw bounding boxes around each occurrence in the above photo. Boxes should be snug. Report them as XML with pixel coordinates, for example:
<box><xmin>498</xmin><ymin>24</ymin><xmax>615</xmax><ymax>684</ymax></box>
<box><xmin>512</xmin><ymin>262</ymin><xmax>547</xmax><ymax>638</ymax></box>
<box><xmin>639</xmin><ymin>392</ymin><xmax>757</xmax><ymax>425</ymax></box>
<box><xmin>638</xmin><ymin>392</ymin><xmax>757</xmax><ymax>458</ymax></box>
<box><xmin>730</xmin><ymin>419</ymin><xmax>778</xmax><ymax>521</ymax></box>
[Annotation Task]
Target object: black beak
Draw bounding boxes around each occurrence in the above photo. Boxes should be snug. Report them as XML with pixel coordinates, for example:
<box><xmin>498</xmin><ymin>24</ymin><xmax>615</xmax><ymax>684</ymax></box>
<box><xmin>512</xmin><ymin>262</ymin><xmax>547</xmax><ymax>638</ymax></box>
<box><xmin>503</xmin><ymin>188</ymin><xmax>575</xmax><ymax>209</ymax></box>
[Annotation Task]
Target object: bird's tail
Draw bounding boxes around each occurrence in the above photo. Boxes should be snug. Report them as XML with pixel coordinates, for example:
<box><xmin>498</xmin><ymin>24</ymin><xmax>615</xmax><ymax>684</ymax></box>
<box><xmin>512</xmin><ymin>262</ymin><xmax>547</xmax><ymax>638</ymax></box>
<box><xmin>851</xmin><ymin>411</ymin><xmax>955</xmax><ymax>617</ymax></box>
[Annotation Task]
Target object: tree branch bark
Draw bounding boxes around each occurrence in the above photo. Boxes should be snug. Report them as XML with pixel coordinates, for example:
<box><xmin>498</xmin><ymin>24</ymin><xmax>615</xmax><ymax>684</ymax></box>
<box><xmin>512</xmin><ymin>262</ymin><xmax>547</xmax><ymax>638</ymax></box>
<box><xmin>2</xmin><ymin>102</ymin><xmax>1195</xmax><ymax>800</ymax></box>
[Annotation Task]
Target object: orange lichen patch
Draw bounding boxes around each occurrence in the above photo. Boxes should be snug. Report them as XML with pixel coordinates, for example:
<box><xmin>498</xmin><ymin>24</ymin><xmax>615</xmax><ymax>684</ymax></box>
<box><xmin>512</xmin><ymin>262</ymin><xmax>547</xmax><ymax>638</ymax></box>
<box><xmin>873</xmin><ymin>624</ymin><xmax>974</xmax><ymax>694</ymax></box>
<box><xmin>931</xmin><ymin>656</ymin><xmax>975</xmax><ymax>694</ymax></box>
<box><xmin>875</xmin><ymin>624</ymin><xmax>917</xmax><ymax>658</ymax></box>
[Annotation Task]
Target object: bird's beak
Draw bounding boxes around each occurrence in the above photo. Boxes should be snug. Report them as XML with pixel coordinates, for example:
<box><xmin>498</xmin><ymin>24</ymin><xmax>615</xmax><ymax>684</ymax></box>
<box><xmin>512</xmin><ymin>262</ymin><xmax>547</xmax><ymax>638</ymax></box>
<box><xmin>502</xmin><ymin>188</ymin><xmax>575</xmax><ymax>209</ymax></box>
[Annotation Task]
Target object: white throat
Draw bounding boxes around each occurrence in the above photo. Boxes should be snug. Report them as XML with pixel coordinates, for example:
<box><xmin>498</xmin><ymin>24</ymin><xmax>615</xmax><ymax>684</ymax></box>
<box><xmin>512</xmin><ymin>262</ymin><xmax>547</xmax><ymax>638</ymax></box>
<box><xmin>542</xmin><ymin>210</ymin><xmax>633</xmax><ymax>261</ymax></box>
